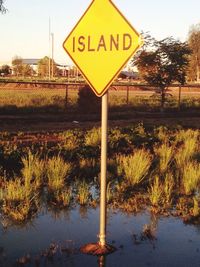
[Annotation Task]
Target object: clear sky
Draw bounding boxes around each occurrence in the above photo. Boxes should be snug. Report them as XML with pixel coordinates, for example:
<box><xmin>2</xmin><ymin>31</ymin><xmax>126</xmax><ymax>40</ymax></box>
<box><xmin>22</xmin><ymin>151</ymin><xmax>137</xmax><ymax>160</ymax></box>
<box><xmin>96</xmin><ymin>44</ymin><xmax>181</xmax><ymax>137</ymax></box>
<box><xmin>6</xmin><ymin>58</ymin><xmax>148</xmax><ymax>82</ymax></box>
<box><xmin>0</xmin><ymin>0</ymin><xmax>200</xmax><ymax>65</ymax></box>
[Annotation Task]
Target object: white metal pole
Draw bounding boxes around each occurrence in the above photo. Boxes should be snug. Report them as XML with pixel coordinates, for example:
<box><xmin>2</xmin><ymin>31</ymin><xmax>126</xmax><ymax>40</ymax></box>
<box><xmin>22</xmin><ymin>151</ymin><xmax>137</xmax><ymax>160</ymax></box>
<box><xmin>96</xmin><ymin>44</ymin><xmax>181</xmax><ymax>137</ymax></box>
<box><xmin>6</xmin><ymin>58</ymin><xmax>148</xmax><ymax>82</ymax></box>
<box><xmin>48</xmin><ymin>17</ymin><xmax>51</xmax><ymax>80</ymax></box>
<box><xmin>51</xmin><ymin>33</ymin><xmax>54</xmax><ymax>78</ymax></box>
<box><xmin>99</xmin><ymin>92</ymin><xmax>108</xmax><ymax>247</ymax></box>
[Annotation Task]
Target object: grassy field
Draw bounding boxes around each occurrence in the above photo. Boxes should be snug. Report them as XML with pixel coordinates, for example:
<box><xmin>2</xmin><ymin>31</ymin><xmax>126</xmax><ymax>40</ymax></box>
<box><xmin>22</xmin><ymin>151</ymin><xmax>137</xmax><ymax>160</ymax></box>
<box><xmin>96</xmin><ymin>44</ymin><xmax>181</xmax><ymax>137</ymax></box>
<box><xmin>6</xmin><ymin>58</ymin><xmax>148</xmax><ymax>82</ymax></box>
<box><xmin>1</xmin><ymin>85</ymin><xmax>200</xmax><ymax>113</ymax></box>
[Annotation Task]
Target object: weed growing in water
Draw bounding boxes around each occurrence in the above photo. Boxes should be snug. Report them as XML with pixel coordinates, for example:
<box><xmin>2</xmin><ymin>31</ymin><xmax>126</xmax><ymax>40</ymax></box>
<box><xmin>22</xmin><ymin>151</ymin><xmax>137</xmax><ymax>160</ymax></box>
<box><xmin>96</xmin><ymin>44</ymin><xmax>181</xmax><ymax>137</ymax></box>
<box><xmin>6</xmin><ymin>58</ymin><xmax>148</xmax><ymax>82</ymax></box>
<box><xmin>54</xmin><ymin>188</ymin><xmax>72</xmax><ymax>207</ymax></box>
<box><xmin>163</xmin><ymin>172</ymin><xmax>174</xmax><ymax>205</ymax></box>
<box><xmin>0</xmin><ymin>177</ymin><xmax>38</xmax><ymax>222</ymax></box>
<box><xmin>3</xmin><ymin>178</ymin><xmax>29</xmax><ymax>202</ymax></box>
<box><xmin>21</xmin><ymin>150</ymin><xmax>44</xmax><ymax>189</ymax></box>
<box><xmin>175</xmin><ymin>130</ymin><xmax>198</xmax><ymax>168</ymax></box>
<box><xmin>117</xmin><ymin>149</ymin><xmax>152</xmax><ymax>186</ymax></box>
<box><xmin>182</xmin><ymin>161</ymin><xmax>200</xmax><ymax>195</ymax></box>
<box><xmin>154</xmin><ymin>143</ymin><xmax>174</xmax><ymax>174</ymax></box>
<box><xmin>76</xmin><ymin>180</ymin><xmax>90</xmax><ymax>205</ymax></box>
<box><xmin>47</xmin><ymin>156</ymin><xmax>72</xmax><ymax>191</ymax></box>
<box><xmin>192</xmin><ymin>197</ymin><xmax>200</xmax><ymax>217</ymax></box>
<box><xmin>148</xmin><ymin>176</ymin><xmax>163</xmax><ymax>207</ymax></box>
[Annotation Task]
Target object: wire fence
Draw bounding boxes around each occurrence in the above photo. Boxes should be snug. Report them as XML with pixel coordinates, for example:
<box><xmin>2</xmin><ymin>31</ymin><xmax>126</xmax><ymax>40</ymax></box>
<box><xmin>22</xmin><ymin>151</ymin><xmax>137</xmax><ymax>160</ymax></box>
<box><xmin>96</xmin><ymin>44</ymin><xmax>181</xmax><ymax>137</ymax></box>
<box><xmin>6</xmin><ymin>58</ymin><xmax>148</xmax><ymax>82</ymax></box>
<box><xmin>0</xmin><ymin>80</ymin><xmax>200</xmax><ymax>112</ymax></box>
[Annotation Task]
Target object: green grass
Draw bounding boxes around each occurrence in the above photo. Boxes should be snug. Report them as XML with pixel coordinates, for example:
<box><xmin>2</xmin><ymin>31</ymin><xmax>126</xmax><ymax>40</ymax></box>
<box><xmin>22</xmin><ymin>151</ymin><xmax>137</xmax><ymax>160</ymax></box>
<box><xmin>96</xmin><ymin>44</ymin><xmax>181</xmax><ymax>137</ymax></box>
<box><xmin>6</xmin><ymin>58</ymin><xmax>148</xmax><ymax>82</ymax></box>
<box><xmin>1</xmin><ymin>86</ymin><xmax>200</xmax><ymax>114</ymax></box>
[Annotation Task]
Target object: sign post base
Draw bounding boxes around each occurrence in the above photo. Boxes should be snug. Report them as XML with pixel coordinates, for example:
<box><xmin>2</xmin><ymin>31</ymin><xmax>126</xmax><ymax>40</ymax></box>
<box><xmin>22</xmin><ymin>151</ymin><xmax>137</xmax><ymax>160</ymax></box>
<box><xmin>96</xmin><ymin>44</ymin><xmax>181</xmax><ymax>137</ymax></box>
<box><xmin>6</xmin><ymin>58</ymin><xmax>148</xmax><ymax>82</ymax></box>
<box><xmin>80</xmin><ymin>242</ymin><xmax>116</xmax><ymax>256</ymax></box>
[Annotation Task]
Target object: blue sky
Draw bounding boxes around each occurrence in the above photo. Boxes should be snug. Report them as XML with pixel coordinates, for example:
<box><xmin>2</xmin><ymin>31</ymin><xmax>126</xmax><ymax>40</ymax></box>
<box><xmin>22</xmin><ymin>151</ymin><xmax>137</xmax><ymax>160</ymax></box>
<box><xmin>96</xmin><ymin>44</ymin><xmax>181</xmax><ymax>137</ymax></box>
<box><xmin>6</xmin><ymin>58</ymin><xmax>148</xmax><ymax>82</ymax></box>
<box><xmin>0</xmin><ymin>0</ymin><xmax>200</xmax><ymax>64</ymax></box>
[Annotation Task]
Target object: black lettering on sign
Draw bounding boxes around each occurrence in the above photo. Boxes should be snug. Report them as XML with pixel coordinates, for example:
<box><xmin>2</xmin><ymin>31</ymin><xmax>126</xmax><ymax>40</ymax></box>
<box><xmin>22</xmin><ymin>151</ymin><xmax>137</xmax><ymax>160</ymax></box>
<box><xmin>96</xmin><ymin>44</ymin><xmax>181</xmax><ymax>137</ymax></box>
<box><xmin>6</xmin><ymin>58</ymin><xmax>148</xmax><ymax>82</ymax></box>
<box><xmin>72</xmin><ymin>33</ymin><xmax>133</xmax><ymax>52</ymax></box>
<box><xmin>123</xmin><ymin>34</ymin><xmax>132</xmax><ymax>50</ymax></box>
<box><xmin>97</xmin><ymin>35</ymin><xmax>107</xmax><ymax>51</ymax></box>
<box><xmin>110</xmin><ymin>34</ymin><xmax>119</xmax><ymax>51</ymax></box>
<box><xmin>88</xmin><ymin>36</ymin><xmax>95</xmax><ymax>52</ymax></box>
<box><xmin>72</xmin><ymin>37</ymin><xmax>75</xmax><ymax>52</ymax></box>
<box><xmin>78</xmin><ymin>36</ymin><xmax>85</xmax><ymax>52</ymax></box>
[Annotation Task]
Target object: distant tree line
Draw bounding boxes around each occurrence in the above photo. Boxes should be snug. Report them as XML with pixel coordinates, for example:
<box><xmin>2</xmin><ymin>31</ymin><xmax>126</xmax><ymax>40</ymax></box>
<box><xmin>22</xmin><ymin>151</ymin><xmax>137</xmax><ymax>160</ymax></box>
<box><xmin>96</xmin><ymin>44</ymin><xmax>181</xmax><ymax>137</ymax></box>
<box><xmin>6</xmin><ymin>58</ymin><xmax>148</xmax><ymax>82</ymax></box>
<box><xmin>11</xmin><ymin>56</ymin><xmax>62</xmax><ymax>78</ymax></box>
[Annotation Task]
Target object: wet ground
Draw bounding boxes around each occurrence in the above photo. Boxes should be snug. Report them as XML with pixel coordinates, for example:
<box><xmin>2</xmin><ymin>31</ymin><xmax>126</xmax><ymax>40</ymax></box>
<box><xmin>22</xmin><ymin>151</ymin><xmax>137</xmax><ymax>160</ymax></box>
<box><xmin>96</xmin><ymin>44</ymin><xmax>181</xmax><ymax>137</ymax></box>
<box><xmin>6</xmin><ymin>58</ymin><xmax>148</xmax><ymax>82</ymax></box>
<box><xmin>1</xmin><ymin>206</ymin><xmax>200</xmax><ymax>267</ymax></box>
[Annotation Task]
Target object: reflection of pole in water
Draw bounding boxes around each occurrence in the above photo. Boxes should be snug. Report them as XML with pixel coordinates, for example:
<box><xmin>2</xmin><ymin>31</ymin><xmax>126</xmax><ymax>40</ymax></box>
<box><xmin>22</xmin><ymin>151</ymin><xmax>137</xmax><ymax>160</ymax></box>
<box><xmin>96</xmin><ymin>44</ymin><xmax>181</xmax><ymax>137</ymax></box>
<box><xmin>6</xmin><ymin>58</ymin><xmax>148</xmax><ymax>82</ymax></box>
<box><xmin>150</xmin><ymin>213</ymin><xmax>158</xmax><ymax>233</ymax></box>
<box><xmin>98</xmin><ymin>255</ymin><xmax>106</xmax><ymax>267</ymax></box>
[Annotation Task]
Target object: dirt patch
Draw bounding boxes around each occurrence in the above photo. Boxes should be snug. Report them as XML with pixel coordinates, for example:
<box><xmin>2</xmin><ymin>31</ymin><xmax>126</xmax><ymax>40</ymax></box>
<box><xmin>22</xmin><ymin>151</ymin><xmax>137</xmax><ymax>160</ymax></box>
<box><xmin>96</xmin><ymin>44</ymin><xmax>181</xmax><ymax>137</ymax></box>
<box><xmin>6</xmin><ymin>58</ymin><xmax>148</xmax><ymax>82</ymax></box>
<box><xmin>0</xmin><ymin>112</ymin><xmax>200</xmax><ymax>133</ymax></box>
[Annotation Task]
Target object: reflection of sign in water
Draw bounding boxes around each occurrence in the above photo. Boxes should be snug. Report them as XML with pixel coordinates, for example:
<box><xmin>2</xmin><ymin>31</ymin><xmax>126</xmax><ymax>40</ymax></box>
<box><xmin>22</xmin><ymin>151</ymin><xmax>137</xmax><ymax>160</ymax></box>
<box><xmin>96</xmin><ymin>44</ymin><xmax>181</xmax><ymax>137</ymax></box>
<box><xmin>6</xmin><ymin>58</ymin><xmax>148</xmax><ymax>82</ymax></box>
<box><xmin>63</xmin><ymin>0</ymin><xmax>141</xmax><ymax>96</ymax></box>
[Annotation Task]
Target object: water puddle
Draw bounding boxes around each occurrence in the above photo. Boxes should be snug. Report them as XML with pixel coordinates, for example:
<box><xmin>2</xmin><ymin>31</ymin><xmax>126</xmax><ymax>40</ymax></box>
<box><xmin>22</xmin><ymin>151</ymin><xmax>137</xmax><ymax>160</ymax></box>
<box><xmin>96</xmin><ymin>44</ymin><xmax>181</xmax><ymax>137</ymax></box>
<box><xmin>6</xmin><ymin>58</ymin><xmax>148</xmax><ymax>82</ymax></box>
<box><xmin>0</xmin><ymin>206</ymin><xmax>200</xmax><ymax>266</ymax></box>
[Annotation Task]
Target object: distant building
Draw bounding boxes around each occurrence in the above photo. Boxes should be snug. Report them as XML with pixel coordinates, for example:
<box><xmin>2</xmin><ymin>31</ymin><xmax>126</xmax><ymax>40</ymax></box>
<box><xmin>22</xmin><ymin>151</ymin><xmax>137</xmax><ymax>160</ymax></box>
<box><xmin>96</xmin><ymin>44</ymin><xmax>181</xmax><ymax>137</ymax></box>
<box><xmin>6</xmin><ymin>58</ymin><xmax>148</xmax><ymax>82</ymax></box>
<box><xmin>22</xmin><ymin>59</ymin><xmax>40</xmax><ymax>74</ymax></box>
<box><xmin>56</xmin><ymin>63</ymin><xmax>70</xmax><ymax>76</ymax></box>
<box><xmin>118</xmin><ymin>70</ymin><xmax>139</xmax><ymax>80</ymax></box>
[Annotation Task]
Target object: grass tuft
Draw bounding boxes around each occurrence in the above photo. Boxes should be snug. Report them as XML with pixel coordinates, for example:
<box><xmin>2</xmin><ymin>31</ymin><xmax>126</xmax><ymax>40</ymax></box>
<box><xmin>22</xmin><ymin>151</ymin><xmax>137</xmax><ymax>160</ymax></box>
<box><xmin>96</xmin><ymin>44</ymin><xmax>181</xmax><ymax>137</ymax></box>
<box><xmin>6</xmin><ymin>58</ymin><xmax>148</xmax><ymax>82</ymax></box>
<box><xmin>117</xmin><ymin>149</ymin><xmax>152</xmax><ymax>186</ymax></box>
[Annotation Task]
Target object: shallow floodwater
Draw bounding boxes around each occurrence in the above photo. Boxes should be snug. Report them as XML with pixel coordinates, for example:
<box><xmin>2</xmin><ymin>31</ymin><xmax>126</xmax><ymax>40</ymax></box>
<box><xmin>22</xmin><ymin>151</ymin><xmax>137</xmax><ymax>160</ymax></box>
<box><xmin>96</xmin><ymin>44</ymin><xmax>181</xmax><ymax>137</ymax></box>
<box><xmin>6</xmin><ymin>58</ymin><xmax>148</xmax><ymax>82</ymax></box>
<box><xmin>1</xmin><ymin>206</ymin><xmax>200</xmax><ymax>267</ymax></box>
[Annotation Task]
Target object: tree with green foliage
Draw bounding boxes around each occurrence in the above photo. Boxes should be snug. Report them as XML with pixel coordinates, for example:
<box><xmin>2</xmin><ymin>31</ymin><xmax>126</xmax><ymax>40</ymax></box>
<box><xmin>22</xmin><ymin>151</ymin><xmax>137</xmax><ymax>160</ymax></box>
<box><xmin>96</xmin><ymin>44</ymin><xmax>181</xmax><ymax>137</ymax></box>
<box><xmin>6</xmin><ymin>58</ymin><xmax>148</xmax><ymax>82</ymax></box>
<box><xmin>0</xmin><ymin>64</ymin><xmax>10</xmax><ymax>76</ymax></box>
<box><xmin>188</xmin><ymin>24</ymin><xmax>200</xmax><ymax>82</ymax></box>
<box><xmin>21</xmin><ymin>64</ymin><xmax>34</xmax><ymax>77</ymax></box>
<box><xmin>12</xmin><ymin>56</ymin><xmax>34</xmax><ymax>77</ymax></box>
<box><xmin>38</xmin><ymin>56</ymin><xmax>59</xmax><ymax>78</ymax></box>
<box><xmin>133</xmin><ymin>35</ymin><xmax>190</xmax><ymax>111</ymax></box>
<box><xmin>0</xmin><ymin>0</ymin><xmax>7</xmax><ymax>14</ymax></box>
<box><xmin>12</xmin><ymin>56</ymin><xmax>24</xmax><ymax>77</ymax></box>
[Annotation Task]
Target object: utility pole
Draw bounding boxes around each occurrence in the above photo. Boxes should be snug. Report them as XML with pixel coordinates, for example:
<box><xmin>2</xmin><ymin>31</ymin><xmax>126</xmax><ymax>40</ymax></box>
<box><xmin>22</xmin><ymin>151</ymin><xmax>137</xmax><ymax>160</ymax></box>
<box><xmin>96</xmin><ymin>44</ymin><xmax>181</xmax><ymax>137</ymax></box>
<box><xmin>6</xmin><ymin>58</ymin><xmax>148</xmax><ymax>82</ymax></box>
<box><xmin>48</xmin><ymin>17</ymin><xmax>51</xmax><ymax>80</ymax></box>
<box><xmin>51</xmin><ymin>33</ymin><xmax>54</xmax><ymax>78</ymax></box>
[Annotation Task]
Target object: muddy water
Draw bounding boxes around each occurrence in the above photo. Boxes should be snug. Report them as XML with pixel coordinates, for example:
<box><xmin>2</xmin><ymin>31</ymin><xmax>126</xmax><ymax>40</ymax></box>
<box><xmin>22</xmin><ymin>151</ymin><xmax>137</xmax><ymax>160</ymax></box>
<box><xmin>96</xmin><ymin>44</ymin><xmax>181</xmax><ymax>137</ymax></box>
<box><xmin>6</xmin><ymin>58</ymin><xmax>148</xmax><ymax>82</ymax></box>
<box><xmin>0</xmin><ymin>207</ymin><xmax>200</xmax><ymax>267</ymax></box>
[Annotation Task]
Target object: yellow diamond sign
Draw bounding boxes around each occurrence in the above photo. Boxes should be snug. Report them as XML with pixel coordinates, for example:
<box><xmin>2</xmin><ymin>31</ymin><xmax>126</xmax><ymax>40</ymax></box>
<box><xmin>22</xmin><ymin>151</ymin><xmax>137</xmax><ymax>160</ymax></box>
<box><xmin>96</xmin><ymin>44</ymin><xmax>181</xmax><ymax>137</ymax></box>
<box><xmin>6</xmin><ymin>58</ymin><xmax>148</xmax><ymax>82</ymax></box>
<box><xmin>63</xmin><ymin>0</ymin><xmax>142</xmax><ymax>97</ymax></box>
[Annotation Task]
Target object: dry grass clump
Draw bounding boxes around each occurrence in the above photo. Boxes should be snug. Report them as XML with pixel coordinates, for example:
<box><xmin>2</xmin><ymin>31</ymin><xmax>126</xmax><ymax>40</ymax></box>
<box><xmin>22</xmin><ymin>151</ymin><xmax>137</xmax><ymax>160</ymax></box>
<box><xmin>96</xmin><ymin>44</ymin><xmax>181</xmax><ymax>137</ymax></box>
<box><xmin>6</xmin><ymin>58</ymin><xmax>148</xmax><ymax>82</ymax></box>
<box><xmin>117</xmin><ymin>149</ymin><xmax>152</xmax><ymax>186</ymax></box>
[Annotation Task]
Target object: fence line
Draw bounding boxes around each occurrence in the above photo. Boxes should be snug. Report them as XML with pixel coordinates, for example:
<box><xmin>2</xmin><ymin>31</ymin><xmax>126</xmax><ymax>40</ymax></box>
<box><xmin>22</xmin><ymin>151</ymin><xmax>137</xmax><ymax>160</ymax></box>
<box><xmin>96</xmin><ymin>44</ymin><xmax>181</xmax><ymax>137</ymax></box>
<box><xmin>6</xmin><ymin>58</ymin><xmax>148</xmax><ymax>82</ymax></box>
<box><xmin>1</xmin><ymin>80</ymin><xmax>200</xmax><ymax>109</ymax></box>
